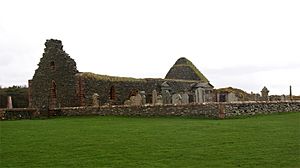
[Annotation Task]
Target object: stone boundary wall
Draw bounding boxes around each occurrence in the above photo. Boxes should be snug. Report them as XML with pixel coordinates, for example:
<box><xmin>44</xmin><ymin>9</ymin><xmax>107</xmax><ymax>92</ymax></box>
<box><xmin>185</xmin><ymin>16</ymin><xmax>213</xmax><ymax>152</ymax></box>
<box><xmin>223</xmin><ymin>101</ymin><xmax>300</xmax><ymax>118</ymax></box>
<box><xmin>54</xmin><ymin>103</ymin><xmax>220</xmax><ymax>118</ymax></box>
<box><xmin>0</xmin><ymin>108</ymin><xmax>38</xmax><ymax>120</ymax></box>
<box><xmin>56</xmin><ymin>101</ymin><xmax>300</xmax><ymax>119</ymax></box>
<box><xmin>1</xmin><ymin>101</ymin><xmax>300</xmax><ymax>120</ymax></box>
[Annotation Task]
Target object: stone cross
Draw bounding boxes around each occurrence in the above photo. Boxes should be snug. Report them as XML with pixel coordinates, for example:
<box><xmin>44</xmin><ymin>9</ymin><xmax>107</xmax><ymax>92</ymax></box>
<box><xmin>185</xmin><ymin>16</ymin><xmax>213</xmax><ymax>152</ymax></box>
<box><xmin>261</xmin><ymin>86</ymin><xmax>269</xmax><ymax>101</ymax></box>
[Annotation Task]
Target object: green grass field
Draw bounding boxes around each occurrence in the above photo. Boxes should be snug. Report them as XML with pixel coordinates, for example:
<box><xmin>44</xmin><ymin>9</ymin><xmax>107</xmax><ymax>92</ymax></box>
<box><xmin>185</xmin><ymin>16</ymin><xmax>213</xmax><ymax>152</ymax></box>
<box><xmin>1</xmin><ymin>113</ymin><xmax>299</xmax><ymax>168</ymax></box>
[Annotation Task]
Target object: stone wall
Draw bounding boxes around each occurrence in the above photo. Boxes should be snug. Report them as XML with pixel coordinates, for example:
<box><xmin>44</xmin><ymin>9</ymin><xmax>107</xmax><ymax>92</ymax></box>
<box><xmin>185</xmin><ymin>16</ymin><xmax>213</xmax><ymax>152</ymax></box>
<box><xmin>30</xmin><ymin>39</ymin><xmax>79</xmax><ymax>109</ymax></box>
<box><xmin>223</xmin><ymin>101</ymin><xmax>300</xmax><ymax>118</ymax></box>
<box><xmin>55</xmin><ymin>104</ymin><xmax>220</xmax><ymax>118</ymax></box>
<box><xmin>54</xmin><ymin>101</ymin><xmax>300</xmax><ymax>119</ymax></box>
<box><xmin>76</xmin><ymin>72</ymin><xmax>206</xmax><ymax>106</ymax></box>
<box><xmin>2</xmin><ymin>101</ymin><xmax>299</xmax><ymax>120</ymax></box>
<box><xmin>1</xmin><ymin>108</ymin><xmax>38</xmax><ymax>120</ymax></box>
<box><xmin>29</xmin><ymin>40</ymin><xmax>214</xmax><ymax>109</ymax></box>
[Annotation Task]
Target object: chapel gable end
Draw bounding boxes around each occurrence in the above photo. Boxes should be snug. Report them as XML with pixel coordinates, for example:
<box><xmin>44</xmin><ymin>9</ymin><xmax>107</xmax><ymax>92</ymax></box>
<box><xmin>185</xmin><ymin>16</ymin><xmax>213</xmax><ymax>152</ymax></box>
<box><xmin>30</xmin><ymin>39</ymin><xmax>79</xmax><ymax>108</ymax></box>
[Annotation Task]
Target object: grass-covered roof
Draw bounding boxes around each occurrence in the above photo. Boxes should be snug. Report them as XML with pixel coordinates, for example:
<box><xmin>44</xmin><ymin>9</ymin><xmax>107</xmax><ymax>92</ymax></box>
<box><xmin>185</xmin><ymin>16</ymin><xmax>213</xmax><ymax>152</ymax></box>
<box><xmin>165</xmin><ymin>57</ymin><xmax>209</xmax><ymax>82</ymax></box>
<box><xmin>76</xmin><ymin>72</ymin><xmax>147</xmax><ymax>82</ymax></box>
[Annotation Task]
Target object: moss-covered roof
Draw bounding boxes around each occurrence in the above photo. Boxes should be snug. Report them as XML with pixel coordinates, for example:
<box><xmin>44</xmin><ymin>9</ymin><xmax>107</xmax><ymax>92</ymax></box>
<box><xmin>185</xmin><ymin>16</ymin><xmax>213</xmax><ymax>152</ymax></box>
<box><xmin>76</xmin><ymin>72</ymin><xmax>147</xmax><ymax>82</ymax></box>
<box><xmin>77</xmin><ymin>72</ymin><xmax>210</xmax><ymax>87</ymax></box>
<box><xmin>216</xmin><ymin>87</ymin><xmax>250</xmax><ymax>99</ymax></box>
<box><xmin>165</xmin><ymin>57</ymin><xmax>209</xmax><ymax>82</ymax></box>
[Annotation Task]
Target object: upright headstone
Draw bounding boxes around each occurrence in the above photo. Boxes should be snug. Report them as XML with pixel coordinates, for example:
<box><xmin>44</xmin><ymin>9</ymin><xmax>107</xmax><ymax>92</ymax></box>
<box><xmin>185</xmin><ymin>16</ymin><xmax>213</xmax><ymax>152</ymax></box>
<box><xmin>172</xmin><ymin>94</ymin><xmax>182</xmax><ymax>105</ymax></box>
<box><xmin>195</xmin><ymin>88</ymin><xmax>204</xmax><ymax>103</ymax></box>
<box><xmin>280</xmin><ymin>95</ymin><xmax>286</xmax><ymax>101</ymax></box>
<box><xmin>162</xmin><ymin>90</ymin><xmax>171</xmax><ymax>104</ymax></box>
<box><xmin>152</xmin><ymin>90</ymin><xmax>157</xmax><ymax>105</ymax></box>
<box><xmin>156</xmin><ymin>95</ymin><xmax>163</xmax><ymax>105</ymax></box>
<box><xmin>261</xmin><ymin>86</ymin><xmax>269</xmax><ymax>101</ymax></box>
<box><xmin>140</xmin><ymin>91</ymin><xmax>146</xmax><ymax>105</ymax></box>
<box><xmin>124</xmin><ymin>99</ymin><xmax>131</xmax><ymax>106</ymax></box>
<box><xmin>290</xmin><ymin>85</ymin><xmax>293</xmax><ymax>101</ymax></box>
<box><xmin>92</xmin><ymin>93</ymin><xmax>100</xmax><ymax>107</ymax></box>
<box><xmin>125</xmin><ymin>96</ymin><xmax>135</xmax><ymax>106</ymax></box>
<box><xmin>7</xmin><ymin>96</ymin><xmax>13</xmax><ymax>109</ymax></box>
<box><xmin>132</xmin><ymin>94</ymin><xmax>142</xmax><ymax>106</ymax></box>
<box><xmin>181</xmin><ymin>93</ymin><xmax>189</xmax><ymax>104</ymax></box>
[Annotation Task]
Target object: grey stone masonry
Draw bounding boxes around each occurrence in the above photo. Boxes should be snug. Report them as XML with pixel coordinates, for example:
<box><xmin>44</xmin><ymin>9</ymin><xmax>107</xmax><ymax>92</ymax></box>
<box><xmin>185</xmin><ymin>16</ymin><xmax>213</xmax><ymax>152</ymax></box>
<box><xmin>30</xmin><ymin>39</ymin><xmax>78</xmax><ymax>109</ymax></box>
<box><xmin>2</xmin><ymin>101</ymin><xmax>300</xmax><ymax>120</ymax></box>
<box><xmin>54</xmin><ymin>101</ymin><xmax>300</xmax><ymax>119</ymax></box>
<box><xmin>181</xmin><ymin>93</ymin><xmax>189</xmax><ymax>104</ymax></box>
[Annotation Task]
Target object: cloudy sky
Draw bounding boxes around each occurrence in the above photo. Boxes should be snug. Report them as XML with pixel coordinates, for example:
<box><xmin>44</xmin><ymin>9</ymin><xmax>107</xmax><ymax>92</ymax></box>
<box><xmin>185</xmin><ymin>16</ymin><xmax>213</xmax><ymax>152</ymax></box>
<box><xmin>0</xmin><ymin>0</ymin><xmax>299</xmax><ymax>95</ymax></box>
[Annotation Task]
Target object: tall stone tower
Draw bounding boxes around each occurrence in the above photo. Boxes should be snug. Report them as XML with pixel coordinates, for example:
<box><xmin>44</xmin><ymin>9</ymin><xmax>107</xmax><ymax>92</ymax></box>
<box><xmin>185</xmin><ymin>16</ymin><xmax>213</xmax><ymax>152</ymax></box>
<box><xmin>30</xmin><ymin>39</ymin><xmax>78</xmax><ymax>109</ymax></box>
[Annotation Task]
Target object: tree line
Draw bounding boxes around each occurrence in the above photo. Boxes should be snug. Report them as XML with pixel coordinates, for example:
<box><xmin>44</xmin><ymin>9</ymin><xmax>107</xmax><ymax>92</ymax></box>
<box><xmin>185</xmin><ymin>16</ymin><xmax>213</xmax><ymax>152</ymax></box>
<box><xmin>0</xmin><ymin>86</ymin><xmax>28</xmax><ymax>108</ymax></box>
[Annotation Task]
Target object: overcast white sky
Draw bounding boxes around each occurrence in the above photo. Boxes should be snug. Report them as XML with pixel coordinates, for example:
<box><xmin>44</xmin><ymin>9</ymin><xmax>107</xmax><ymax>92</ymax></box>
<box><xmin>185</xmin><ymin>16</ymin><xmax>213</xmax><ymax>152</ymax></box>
<box><xmin>0</xmin><ymin>0</ymin><xmax>299</xmax><ymax>95</ymax></box>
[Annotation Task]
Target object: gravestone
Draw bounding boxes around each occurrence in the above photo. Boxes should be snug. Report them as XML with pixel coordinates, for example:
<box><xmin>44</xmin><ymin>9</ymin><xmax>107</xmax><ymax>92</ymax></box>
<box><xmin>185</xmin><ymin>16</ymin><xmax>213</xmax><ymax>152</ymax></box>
<box><xmin>162</xmin><ymin>90</ymin><xmax>172</xmax><ymax>104</ymax></box>
<box><xmin>156</xmin><ymin>95</ymin><xmax>163</xmax><ymax>105</ymax></box>
<box><xmin>181</xmin><ymin>93</ymin><xmax>189</xmax><ymax>104</ymax></box>
<box><xmin>261</xmin><ymin>86</ymin><xmax>269</xmax><ymax>101</ymax></box>
<box><xmin>152</xmin><ymin>90</ymin><xmax>157</xmax><ymax>105</ymax></box>
<box><xmin>132</xmin><ymin>94</ymin><xmax>142</xmax><ymax>106</ymax></box>
<box><xmin>289</xmin><ymin>85</ymin><xmax>292</xmax><ymax>101</ymax></box>
<box><xmin>140</xmin><ymin>91</ymin><xmax>146</xmax><ymax>105</ymax></box>
<box><xmin>172</xmin><ymin>94</ymin><xmax>182</xmax><ymax>105</ymax></box>
<box><xmin>92</xmin><ymin>93</ymin><xmax>100</xmax><ymax>107</ymax></box>
<box><xmin>195</xmin><ymin>88</ymin><xmax>204</xmax><ymax>103</ymax></box>
<box><xmin>281</xmin><ymin>95</ymin><xmax>286</xmax><ymax>101</ymax></box>
<box><xmin>7</xmin><ymin>96</ymin><xmax>13</xmax><ymax>109</ymax></box>
<box><xmin>124</xmin><ymin>99</ymin><xmax>131</xmax><ymax>106</ymax></box>
<box><xmin>129</xmin><ymin>96</ymin><xmax>135</xmax><ymax>105</ymax></box>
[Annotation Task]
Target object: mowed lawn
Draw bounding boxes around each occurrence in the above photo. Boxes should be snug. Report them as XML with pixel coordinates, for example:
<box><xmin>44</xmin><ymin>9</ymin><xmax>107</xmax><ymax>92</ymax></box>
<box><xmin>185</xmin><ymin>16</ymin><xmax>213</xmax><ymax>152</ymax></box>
<box><xmin>0</xmin><ymin>113</ymin><xmax>299</xmax><ymax>168</ymax></box>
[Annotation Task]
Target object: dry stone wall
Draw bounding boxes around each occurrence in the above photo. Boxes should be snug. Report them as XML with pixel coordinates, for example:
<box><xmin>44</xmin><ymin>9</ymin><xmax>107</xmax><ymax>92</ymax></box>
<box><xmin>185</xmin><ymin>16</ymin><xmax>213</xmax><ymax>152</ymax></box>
<box><xmin>223</xmin><ymin>101</ymin><xmax>300</xmax><ymax>117</ymax></box>
<box><xmin>55</xmin><ymin>101</ymin><xmax>300</xmax><ymax>119</ymax></box>
<box><xmin>56</xmin><ymin>104</ymin><xmax>220</xmax><ymax>118</ymax></box>
<box><xmin>2</xmin><ymin>101</ymin><xmax>299</xmax><ymax>120</ymax></box>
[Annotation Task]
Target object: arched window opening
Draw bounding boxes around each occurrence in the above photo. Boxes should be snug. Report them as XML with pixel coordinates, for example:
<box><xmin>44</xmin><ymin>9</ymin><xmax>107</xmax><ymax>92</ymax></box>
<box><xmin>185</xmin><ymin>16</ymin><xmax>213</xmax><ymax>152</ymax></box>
<box><xmin>51</xmin><ymin>80</ymin><xmax>57</xmax><ymax>98</ymax></box>
<box><xmin>50</xmin><ymin>80</ymin><xmax>57</xmax><ymax>109</ymax></box>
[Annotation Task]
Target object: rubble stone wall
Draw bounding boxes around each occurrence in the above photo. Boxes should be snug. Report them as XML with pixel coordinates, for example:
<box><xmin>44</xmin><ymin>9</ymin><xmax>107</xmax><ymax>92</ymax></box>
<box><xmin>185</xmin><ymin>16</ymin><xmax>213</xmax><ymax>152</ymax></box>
<box><xmin>57</xmin><ymin>101</ymin><xmax>300</xmax><ymax>119</ymax></box>
<box><xmin>223</xmin><ymin>101</ymin><xmax>300</xmax><ymax>117</ymax></box>
<box><xmin>30</xmin><ymin>39</ymin><xmax>79</xmax><ymax>108</ymax></box>
<box><xmin>78</xmin><ymin>75</ymin><xmax>201</xmax><ymax>106</ymax></box>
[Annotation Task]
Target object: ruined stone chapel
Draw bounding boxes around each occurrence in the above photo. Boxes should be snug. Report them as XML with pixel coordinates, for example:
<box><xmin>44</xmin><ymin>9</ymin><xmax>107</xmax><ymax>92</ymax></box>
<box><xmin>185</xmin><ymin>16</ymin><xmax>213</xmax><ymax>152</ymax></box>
<box><xmin>28</xmin><ymin>39</ymin><xmax>214</xmax><ymax>109</ymax></box>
